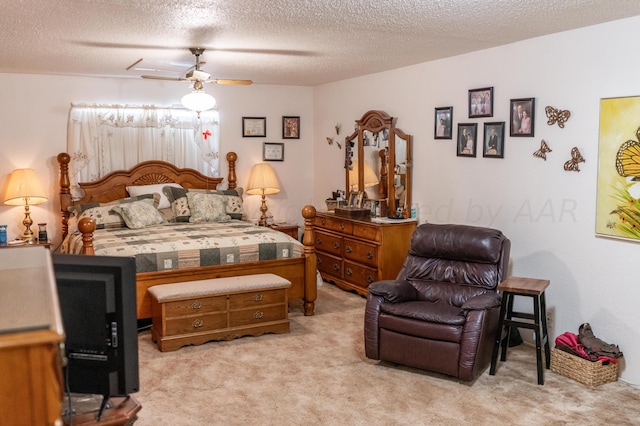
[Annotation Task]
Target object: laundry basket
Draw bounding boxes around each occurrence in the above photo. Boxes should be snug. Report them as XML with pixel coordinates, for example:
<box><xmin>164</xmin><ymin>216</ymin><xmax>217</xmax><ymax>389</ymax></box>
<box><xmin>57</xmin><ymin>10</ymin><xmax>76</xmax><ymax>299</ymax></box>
<box><xmin>550</xmin><ymin>348</ymin><xmax>619</xmax><ymax>386</ymax></box>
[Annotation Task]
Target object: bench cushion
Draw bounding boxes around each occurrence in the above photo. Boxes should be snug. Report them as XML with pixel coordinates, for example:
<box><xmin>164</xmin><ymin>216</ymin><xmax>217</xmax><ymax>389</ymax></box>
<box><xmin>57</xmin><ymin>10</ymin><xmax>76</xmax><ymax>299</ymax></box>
<box><xmin>148</xmin><ymin>273</ymin><xmax>291</xmax><ymax>302</ymax></box>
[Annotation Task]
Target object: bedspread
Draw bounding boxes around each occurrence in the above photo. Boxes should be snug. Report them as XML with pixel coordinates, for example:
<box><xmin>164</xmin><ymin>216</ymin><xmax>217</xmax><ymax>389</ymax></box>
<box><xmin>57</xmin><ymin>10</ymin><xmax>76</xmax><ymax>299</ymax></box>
<box><xmin>60</xmin><ymin>220</ymin><xmax>303</xmax><ymax>273</ymax></box>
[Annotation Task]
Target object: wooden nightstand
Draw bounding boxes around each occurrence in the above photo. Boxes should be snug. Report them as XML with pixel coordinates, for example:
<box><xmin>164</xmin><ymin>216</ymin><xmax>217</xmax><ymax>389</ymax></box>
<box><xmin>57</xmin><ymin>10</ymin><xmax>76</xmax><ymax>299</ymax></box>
<box><xmin>269</xmin><ymin>223</ymin><xmax>300</xmax><ymax>240</ymax></box>
<box><xmin>0</xmin><ymin>240</ymin><xmax>51</xmax><ymax>249</ymax></box>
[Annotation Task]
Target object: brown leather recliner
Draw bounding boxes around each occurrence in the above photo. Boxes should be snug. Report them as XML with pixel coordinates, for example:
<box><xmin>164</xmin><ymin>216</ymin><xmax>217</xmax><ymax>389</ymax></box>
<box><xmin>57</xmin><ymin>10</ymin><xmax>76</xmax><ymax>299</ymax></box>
<box><xmin>364</xmin><ymin>223</ymin><xmax>511</xmax><ymax>382</ymax></box>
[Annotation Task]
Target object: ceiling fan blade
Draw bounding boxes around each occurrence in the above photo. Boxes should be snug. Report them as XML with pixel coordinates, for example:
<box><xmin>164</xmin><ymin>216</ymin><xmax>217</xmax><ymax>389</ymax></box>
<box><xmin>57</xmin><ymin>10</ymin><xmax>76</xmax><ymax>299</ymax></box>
<box><xmin>210</xmin><ymin>79</ymin><xmax>253</xmax><ymax>85</ymax></box>
<box><xmin>141</xmin><ymin>75</ymin><xmax>185</xmax><ymax>81</ymax></box>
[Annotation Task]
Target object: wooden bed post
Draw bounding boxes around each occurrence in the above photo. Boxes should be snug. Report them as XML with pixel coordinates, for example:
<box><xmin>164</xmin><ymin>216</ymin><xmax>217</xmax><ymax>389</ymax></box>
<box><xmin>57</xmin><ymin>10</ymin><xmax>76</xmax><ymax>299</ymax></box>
<box><xmin>57</xmin><ymin>153</ymin><xmax>72</xmax><ymax>240</ymax></box>
<box><xmin>302</xmin><ymin>205</ymin><xmax>317</xmax><ymax>316</ymax></box>
<box><xmin>226</xmin><ymin>152</ymin><xmax>237</xmax><ymax>190</ymax></box>
<box><xmin>77</xmin><ymin>218</ymin><xmax>96</xmax><ymax>255</ymax></box>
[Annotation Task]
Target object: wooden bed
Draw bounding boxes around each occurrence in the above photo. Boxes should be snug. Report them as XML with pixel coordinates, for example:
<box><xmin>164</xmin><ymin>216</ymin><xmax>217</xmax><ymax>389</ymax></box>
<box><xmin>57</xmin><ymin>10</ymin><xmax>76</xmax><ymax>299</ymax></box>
<box><xmin>57</xmin><ymin>152</ymin><xmax>317</xmax><ymax>319</ymax></box>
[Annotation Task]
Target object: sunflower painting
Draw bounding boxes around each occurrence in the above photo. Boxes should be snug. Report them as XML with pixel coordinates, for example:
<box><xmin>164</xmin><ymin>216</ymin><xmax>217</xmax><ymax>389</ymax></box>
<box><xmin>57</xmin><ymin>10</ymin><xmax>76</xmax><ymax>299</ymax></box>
<box><xmin>596</xmin><ymin>96</ymin><xmax>640</xmax><ymax>241</ymax></box>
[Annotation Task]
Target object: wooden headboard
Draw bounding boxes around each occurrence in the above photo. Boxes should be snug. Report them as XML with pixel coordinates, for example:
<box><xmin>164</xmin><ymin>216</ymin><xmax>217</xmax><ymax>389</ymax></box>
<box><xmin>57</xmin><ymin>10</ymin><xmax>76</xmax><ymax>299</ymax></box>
<box><xmin>57</xmin><ymin>151</ymin><xmax>238</xmax><ymax>238</ymax></box>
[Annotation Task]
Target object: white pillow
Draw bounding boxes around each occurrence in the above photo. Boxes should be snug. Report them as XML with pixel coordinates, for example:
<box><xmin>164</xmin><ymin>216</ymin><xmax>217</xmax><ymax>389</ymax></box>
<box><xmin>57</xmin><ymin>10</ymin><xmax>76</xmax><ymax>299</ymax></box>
<box><xmin>127</xmin><ymin>183</ymin><xmax>182</xmax><ymax>209</ymax></box>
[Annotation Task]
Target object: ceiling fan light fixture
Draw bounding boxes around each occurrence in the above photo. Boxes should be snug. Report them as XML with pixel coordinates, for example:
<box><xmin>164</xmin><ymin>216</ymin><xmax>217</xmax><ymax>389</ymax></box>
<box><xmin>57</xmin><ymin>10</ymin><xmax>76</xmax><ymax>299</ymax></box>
<box><xmin>181</xmin><ymin>89</ymin><xmax>216</xmax><ymax>114</ymax></box>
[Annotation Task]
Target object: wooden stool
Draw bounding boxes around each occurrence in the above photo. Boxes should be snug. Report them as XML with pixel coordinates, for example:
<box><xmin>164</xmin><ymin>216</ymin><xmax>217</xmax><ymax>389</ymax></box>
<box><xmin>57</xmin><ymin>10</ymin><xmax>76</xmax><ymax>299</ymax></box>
<box><xmin>489</xmin><ymin>276</ymin><xmax>551</xmax><ymax>385</ymax></box>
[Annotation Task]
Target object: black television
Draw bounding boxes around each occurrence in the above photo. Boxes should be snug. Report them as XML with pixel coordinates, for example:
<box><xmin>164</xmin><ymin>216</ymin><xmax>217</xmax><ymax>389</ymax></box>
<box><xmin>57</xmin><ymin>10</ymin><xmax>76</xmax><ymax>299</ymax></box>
<box><xmin>52</xmin><ymin>253</ymin><xmax>139</xmax><ymax>418</ymax></box>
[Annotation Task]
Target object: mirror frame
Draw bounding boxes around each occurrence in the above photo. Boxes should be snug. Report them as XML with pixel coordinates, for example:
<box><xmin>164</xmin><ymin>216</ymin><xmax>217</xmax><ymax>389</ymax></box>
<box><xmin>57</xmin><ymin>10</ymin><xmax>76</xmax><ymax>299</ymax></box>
<box><xmin>345</xmin><ymin>110</ymin><xmax>412</xmax><ymax>218</ymax></box>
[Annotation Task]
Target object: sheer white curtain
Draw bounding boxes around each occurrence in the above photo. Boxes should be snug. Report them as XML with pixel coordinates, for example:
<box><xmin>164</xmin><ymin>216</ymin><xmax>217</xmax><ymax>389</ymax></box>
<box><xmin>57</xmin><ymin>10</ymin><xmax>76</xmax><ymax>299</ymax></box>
<box><xmin>67</xmin><ymin>104</ymin><xmax>220</xmax><ymax>199</ymax></box>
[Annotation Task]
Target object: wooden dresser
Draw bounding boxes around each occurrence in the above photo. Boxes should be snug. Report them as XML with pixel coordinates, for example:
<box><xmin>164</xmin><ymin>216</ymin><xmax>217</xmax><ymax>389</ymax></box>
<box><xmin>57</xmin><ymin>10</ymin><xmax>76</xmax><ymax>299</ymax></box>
<box><xmin>314</xmin><ymin>212</ymin><xmax>416</xmax><ymax>295</ymax></box>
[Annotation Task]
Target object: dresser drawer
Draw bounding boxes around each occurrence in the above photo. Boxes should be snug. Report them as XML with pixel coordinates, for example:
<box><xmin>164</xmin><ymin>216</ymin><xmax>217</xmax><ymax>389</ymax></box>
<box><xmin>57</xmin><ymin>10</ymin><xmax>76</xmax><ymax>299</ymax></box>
<box><xmin>163</xmin><ymin>295</ymin><xmax>227</xmax><ymax>317</ymax></box>
<box><xmin>315</xmin><ymin>230</ymin><xmax>342</xmax><ymax>256</ymax></box>
<box><xmin>229</xmin><ymin>304</ymin><xmax>287</xmax><ymax>327</ymax></box>
<box><xmin>229</xmin><ymin>288</ymin><xmax>286</xmax><ymax>309</ymax></box>
<box><xmin>352</xmin><ymin>223</ymin><xmax>380</xmax><ymax>241</ymax></box>
<box><xmin>343</xmin><ymin>238</ymin><xmax>378</xmax><ymax>267</ymax></box>
<box><xmin>344</xmin><ymin>261</ymin><xmax>378</xmax><ymax>288</ymax></box>
<box><xmin>316</xmin><ymin>251</ymin><xmax>342</xmax><ymax>278</ymax></box>
<box><xmin>165</xmin><ymin>312</ymin><xmax>227</xmax><ymax>336</ymax></box>
<box><xmin>315</xmin><ymin>215</ymin><xmax>353</xmax><ymax>234</ymax></box>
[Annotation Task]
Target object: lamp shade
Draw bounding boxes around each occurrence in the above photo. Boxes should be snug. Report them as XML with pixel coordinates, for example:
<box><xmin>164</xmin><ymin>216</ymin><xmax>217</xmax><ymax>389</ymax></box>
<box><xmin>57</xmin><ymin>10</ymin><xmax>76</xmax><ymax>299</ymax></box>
<box><xmin>246</xmin><ymin>163</ymin><xmax>280</xmax><ymax>195</ymax></box>
<box><xmin>4</xmin><ymin>169</ymin><xmax>48</xmax><ymax>205</ymax></box>
<box><xmin>349</xmin><ymin>160</ymin><xmax>379</xmax><ymax>189</ymax></box>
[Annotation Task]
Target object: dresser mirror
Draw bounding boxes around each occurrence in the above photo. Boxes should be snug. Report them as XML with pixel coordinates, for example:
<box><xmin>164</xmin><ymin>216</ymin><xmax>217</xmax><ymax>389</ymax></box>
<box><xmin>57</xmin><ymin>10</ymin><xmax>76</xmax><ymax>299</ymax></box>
<box><xmin>345</xmin><ymin>110</ymin><xmax>412</xmax><ymax>217</ymax></box>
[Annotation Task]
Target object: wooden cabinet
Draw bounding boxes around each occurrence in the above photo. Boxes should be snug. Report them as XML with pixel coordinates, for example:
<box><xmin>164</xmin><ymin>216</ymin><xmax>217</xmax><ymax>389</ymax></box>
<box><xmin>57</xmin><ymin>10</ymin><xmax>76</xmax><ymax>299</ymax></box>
<box><xmin>0</xmin><ymin>246</ymin><xmax>65</xmax><ymax>426</ymax></box>
<box><xmin>150</xmin><ymin>281</ymin><xmax>290</xmax><ymax>352</ymax></box>
<box><xmin>269</xmin><ymin>223</ymin><xmax>300</xmax><ymax>240</ymax></box>
<box><xmin>314</xmin><ymin>212</ymin><xmax>416</xmax><ymax>295</ymax></box>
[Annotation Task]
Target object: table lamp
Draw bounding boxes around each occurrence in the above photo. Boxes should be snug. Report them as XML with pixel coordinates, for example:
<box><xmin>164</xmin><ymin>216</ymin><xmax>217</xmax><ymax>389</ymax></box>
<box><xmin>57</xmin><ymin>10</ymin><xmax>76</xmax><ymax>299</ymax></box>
<box><xmin>246</xmin><ymin>163</ymin><xmax>280</xmax><ymax>226</ymax></box>
<box><xmin>348</xmin><ymin>160</ymin><xmax>380</xmax><ymax>190</ymax></box>
<box><xmin>3</xmin><ymin>168</ymin><xmax>48</xmax><ymax>243</ymax></box>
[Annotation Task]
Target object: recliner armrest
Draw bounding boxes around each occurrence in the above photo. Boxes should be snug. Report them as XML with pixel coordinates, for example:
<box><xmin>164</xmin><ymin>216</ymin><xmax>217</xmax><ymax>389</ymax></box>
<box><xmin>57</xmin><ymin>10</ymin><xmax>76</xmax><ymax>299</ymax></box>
<box><xmin>461</xmin><ymin>292</ymin><xmax>502</xmax><ymax>310</ymax></box>
<box><xmin>368</xmin><ymin>280</ymin><xmax>418</xmax><ymax>303</ymax></box>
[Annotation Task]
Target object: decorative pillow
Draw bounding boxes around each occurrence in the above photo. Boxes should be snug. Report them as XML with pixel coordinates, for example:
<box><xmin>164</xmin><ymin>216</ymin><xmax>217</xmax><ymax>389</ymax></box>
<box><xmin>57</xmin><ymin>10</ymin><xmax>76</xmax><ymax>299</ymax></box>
<box><xmin>164</xmin><ymin>186</ymin><xmax>243</xmax><ymax>222</ymax></box>
<box><xmin>69</xmin><ymin>193</ymin><xmax>159</xmax><ymax>215</ymax></box>
<box><xmin>127</xmin><ymin>183</ymin><xmax>182</xmax><ymax>210</ymax></box>
<box><xmin>110</xmin><ymin>199</ymin><xmax>166</xmax><ymax>229</ymax></box>
<box><xmin>185</xmin><ymin>192</ymin><xmax>231</xmax><ymax>223</ymax></box>
<box><xmin>68</xmin><ymin>193</ymin><xmax>160</xmax><ymax>230</ymax></box>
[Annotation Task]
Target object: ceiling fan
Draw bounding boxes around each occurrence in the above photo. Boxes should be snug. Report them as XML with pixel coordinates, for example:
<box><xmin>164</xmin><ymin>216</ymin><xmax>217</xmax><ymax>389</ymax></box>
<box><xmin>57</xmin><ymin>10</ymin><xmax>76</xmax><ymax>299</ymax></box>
<box><xmin>139</xmin><ymin>47</ymin><xmax>252</xmax><ymax>86</ymax></box>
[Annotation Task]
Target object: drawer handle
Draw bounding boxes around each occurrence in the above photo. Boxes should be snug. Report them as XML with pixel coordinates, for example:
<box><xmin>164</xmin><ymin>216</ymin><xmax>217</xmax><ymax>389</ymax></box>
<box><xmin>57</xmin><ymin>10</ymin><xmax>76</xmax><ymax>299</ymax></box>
<box><xmin>191</xmin><ymin>300</ymin><xmax>202</xmax><ymax>310</ymax></box>
<box><xmin>192</xmin><ymin>319</ymin><xmax>203</xmax><ymax>328</ymax></box>
<box><xmin>345</xmin><ymin>246</ymin><xmax>352</xmax><ymax>253</ymax></box>
<box><xmin>333</xmin><ymin>242</ymin><xmax>340</xmax><ymax>249</ymax></box>
<box><xmin>316</xmin><ymin>237</ymin><xmax>323</xmax><ymax>245</ymax></box>
<box><xmin>252</xmin><ymin>293</ymin><xmax>264</xmax><ymax>302</ymax></box>
<box><xmin>320</xmin><ymin>219</ymin><xmax>326</xmax><ymax>225</ymax></box>
<box><xmin>254</xmin><ymin>311</ymin><xmax>264</xmax><ymax>320</ymax></box>
<box><xmin>340</xmin><ymin>223</ymin><xmax>345</xmax><ymax>230</ymax></box>
<box><xmin>317</xmin><ymin>258</ymin><xmax>322</xmax><ymax>265</ymax></box>
<box><xmin>366</xmin><ymin>252</ymin><xmax>373</xmax><ymax>259</ymax></box>
<box><xmin>346</xmin><ymin>268</ymin><xmax>352</xmax><ymax>276</ymax></box>
<box><xmin>366</xmin><ymin>275</ymin><xmax>374</xmax><ymax>283</ymax></box>
<box><xmin>332</xmin><ymin>264</ymin><xmax>340</xmax><ymax>271</ymax></box>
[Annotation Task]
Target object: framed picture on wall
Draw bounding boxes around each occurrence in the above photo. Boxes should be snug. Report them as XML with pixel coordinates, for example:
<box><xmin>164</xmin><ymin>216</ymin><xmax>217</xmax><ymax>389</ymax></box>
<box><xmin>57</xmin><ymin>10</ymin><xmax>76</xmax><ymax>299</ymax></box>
<box><xmin>483</xmin><ymin>122</ymin><xmax>505</xmax><ymax>158</ymax></box>
<box><xmin>510</xmin><ymin>98</ymin><xmax>535</xmax><ymax>137</ymax></box>
<box><xmin>457</xmin><ymin>123</ymin><xmax>477</xmax><ymax>157</ymax></box>
<box><xmin>468</xmin><ymin>87</ymin><xmax>494</xmax><ymax>118</ymax></box>
<box><xmin>263</xmin><ymin>142</ymin><xmax>284</xmax><ymax>161</ymax></box>
<box><xmin>434</xmin><ymin>107</ymin><xmax>453</xmax><ymax>139</ymax></box>
<box><xmin>242</xmin><ymin>117</ymin><xmax>266</xmax><ymax>137</ymax></box>
<box><xmin>282</xmin><ymin>116</ymin><xmax>300</xmax><ymax>139</ymax></box>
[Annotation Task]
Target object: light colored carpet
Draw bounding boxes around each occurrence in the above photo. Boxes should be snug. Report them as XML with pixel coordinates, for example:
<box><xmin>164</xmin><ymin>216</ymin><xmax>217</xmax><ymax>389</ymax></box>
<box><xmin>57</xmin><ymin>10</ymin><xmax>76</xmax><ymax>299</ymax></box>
<box><xmin>134</xmin><ymin>283</ymin><xmax>640</xmax><ymax>425</ymax></box>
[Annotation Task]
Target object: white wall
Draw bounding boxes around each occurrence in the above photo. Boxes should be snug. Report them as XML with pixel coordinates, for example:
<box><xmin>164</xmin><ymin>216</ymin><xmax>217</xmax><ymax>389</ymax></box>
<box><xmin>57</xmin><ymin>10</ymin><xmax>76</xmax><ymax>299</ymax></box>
<box><xmin>0</xmin><ymin>75</ymin><xmax>314</xmax><ymax>244</ymax></box>
<box><xmin>313</xmin><ymin>16</ymin><xmax>640</xmax><ymax>385</ymax></box>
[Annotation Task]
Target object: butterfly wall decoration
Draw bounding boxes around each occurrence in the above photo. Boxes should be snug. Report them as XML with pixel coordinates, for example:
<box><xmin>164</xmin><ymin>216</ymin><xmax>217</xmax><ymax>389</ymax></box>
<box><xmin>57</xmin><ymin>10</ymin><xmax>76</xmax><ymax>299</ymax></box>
<box><xmin>545</xmin><ymin>106</ymin><xmax>571</xmax><ymax>128</ymax></box>
<box><xmin>326</xmin><ymin>136</ymin><xmax>341</xmax><ymax>149</ymax></box>
<box><xmin>533</xmin><ymin>139</ymin><xmax>552</xmax><ymax>161</ymax></box>
<box><xmin>564</xmin><ymin>147</ymin><xmax>585</xmax><ymax>172</ymax></box>
<box><xmin>615</xmin><ymin>127</ymin><xmax>640</xmax><ymax>178</ymax></box>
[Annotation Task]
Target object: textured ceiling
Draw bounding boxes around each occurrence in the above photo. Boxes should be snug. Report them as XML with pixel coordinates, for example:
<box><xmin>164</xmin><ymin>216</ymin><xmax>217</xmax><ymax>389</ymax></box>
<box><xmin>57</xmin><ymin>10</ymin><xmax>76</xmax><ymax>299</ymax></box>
<box><xmin>1</xmin><ymin>0</ymin><xmax>640</xmax><ymax>86</ymax></box>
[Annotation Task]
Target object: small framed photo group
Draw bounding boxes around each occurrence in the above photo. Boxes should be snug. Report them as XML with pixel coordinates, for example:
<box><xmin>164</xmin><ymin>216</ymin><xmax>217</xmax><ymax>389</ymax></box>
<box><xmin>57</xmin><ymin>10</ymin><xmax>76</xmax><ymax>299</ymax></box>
<box><xmin>456</xmin><ymin>122</ymin><xmax>505</xmax><ymax>158</ymax></box>
<box><xmin>447</xmin><ymin>91</ymin><xmax>535</xmax><ymax>159</ymax></box>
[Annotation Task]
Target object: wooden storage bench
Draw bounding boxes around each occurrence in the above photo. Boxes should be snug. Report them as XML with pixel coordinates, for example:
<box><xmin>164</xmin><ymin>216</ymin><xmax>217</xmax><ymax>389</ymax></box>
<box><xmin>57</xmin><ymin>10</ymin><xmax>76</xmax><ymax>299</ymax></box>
<box><xmin>148</xmin><ymin>273</ymin><xmax>291</xmax><ymax>352</ymax></box>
